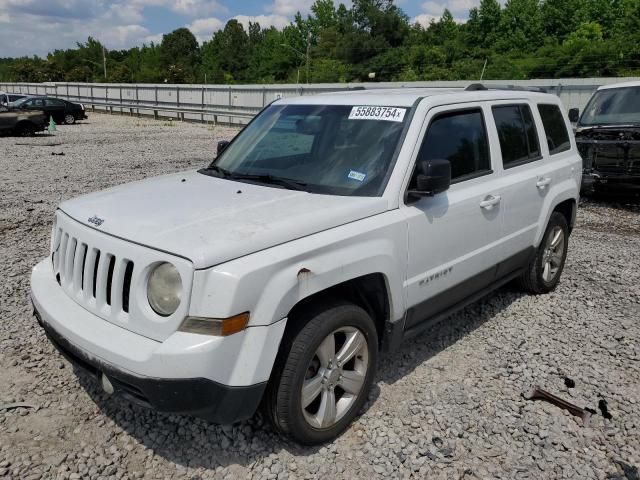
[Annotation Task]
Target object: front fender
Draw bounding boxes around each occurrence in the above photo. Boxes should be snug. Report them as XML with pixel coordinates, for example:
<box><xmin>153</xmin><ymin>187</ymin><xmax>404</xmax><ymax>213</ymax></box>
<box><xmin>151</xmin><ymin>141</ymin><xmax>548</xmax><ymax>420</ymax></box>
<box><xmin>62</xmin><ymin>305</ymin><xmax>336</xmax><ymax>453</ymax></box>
<box><xmin>189</xmin><ymin>210</ymin><xmax>408</xmax><ymax>327</ymax></box>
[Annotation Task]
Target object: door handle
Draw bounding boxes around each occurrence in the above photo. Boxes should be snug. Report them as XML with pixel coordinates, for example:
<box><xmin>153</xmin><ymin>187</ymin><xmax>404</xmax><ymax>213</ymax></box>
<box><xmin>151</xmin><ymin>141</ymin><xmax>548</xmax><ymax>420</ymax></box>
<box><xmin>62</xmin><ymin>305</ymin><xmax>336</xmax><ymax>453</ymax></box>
<box><xmin>479</xmin><ymin>194</ymin><xmax>501</xmax><ymax>209</ymax></box>
<box><xmin>536</xmin><ymin>177</ymin><xmax>552</xmax><ymax>189</ymax></box>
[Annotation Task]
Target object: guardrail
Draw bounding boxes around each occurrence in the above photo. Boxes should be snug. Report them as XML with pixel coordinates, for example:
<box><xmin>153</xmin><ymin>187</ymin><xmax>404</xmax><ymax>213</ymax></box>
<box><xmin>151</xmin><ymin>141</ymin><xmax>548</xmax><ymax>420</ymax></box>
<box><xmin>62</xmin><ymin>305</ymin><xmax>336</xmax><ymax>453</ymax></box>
<box><xmin>3</xmin><ymin>77</ymin><xmax>640</xmax><ymax>125</ymax></box>
<box><xmin>81</xmin><ymin>100</ymin><xmax>258</xmax><ymax>124</ymax></box>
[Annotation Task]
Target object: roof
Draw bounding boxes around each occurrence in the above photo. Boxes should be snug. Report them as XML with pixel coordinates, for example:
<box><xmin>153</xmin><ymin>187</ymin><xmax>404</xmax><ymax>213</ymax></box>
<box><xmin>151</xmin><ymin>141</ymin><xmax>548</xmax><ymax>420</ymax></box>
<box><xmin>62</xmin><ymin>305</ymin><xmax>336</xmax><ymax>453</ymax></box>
<box><xmin>277</xmin><ymin>87</ymin><xmax>558</xmax><ymax>107</ymax></box>
<box><xmin>598</xmin><ymin>80</ymin><xmax>640</xmax><ymax>91</ymax></box>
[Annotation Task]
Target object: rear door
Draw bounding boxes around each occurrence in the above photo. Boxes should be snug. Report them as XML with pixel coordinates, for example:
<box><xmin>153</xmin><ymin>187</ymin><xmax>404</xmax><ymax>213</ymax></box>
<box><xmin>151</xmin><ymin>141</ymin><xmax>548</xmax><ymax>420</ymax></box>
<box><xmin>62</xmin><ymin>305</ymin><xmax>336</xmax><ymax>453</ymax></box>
<box><xmin>45</xmin><ymin>98</ymin><xmax>67</xmax><ymax>123</ymax></box>
<box><xmin>403</xmin><ymin>103</ymin><xmax>506</xmax><ymax>332</ymax></box>
<box><xmin>490</xmin><ymin>102</ymin><xmax>566</xmax><ymax>271</ymax></box>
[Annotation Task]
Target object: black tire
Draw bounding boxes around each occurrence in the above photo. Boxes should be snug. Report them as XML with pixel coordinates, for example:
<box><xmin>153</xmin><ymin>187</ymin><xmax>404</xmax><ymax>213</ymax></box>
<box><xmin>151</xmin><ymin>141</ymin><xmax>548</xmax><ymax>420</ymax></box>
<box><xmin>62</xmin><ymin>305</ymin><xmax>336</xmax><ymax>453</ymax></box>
<box><xmin>64</xmin><ymin>113</ymin><xmax>76</xmax><ymax>125</ymax></box>
<box><xmin>518</xmin><ymin>212</ymin><xmax>569</xmax><ymax>294</ymax></box>
<box><xmin>14</xmin><ymin>122</ymin><xmax>35</xmax><ymax>137</ymax></box>
<box><xmin>264</xmin><ymin>300</ymin><xmax>378</xmax><ymax>445</ymax></box>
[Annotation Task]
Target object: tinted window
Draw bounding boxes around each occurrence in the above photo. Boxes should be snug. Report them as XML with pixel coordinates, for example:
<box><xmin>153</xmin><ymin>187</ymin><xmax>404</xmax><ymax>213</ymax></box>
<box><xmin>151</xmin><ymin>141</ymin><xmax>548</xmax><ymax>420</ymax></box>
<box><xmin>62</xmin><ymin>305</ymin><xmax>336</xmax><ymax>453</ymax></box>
<box><xmin>416</xmin><ymin>109</ymin><xmax>490</xmax><ymax>182</ymax></box>
<box><xmin>538</xmin><ymin>104</ymin><xmax>570</xmax><ymax>154</ymax></box>
<box><xmin>493</xmin><ymin>104</ymin><xmax>541</xmax><ymax>168</ymax></box>
<box><xmin>45</xmin><ymin>98</ymin><xmax>66</xmax><ymax>107</ymax></box>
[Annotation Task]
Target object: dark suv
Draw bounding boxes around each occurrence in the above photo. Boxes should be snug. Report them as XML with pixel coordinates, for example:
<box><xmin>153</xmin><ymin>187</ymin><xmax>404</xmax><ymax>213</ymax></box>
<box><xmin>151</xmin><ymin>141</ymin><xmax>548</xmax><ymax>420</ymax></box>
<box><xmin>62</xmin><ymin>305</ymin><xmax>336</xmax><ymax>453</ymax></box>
<box><xmin>12</xmin><ymin>96</ymin><xmax>87</xmax><ymax>125</ymax></box>
<box><xmin>571</xmin><ymin>81</ymin><xmax>640</xmax><ymax>194</ymax></box>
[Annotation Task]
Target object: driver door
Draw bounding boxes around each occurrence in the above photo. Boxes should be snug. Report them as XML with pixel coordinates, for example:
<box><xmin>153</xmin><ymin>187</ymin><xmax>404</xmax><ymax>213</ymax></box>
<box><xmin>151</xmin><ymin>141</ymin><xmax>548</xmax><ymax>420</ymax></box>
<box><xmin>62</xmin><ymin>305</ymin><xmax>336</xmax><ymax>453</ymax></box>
<box><xmin>403</xmin><ymin>103</ymin><xmax>505</xmax><ymax>333</ymax></box>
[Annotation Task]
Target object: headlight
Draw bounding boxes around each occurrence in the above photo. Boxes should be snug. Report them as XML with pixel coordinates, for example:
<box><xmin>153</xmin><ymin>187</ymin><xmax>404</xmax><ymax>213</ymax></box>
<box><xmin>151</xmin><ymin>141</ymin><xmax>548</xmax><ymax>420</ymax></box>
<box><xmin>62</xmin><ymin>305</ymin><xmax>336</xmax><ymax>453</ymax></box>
<box><xmin>147</xmin><ymin>262</ymin><xmax>182</xmax><ymax>316</ymax></box>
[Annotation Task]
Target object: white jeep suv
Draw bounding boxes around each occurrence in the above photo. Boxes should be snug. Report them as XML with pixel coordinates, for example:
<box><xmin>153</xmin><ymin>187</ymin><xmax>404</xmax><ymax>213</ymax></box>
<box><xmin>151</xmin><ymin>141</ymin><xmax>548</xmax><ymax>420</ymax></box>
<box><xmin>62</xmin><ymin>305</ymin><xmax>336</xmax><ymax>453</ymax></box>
<box><xmin>31</xmin><ymin>86</ymin><xmax>581</xmax><ymax>444</ymax></box>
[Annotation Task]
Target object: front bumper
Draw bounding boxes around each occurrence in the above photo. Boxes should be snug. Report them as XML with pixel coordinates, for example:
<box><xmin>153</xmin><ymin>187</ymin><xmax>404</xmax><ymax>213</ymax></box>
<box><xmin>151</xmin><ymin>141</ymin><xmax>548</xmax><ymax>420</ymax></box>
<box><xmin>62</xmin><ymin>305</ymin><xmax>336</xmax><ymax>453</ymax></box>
<box><xmin>31</xmin><ymin>259</ymin><xmax>286</xmax><ymax>423</ymax></box>
<box><xmin>582</xmin><ymin>171</ymin><xmax>640</xmax><ymax>192</ymax></box>
<box><xmin>35</xmin><ymin>308</ymin><xmax>264</xmax><ymax>423</ymax></box>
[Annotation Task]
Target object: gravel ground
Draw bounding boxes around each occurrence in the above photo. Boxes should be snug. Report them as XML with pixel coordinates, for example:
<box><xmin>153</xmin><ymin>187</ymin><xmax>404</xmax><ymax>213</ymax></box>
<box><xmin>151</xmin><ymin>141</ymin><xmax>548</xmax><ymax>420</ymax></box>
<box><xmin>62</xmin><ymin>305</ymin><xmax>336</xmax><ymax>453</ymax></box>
<box><xmin>1</xmin><ymin>113</ymin><xmax>639</xmax><ymax>480</ymax></box>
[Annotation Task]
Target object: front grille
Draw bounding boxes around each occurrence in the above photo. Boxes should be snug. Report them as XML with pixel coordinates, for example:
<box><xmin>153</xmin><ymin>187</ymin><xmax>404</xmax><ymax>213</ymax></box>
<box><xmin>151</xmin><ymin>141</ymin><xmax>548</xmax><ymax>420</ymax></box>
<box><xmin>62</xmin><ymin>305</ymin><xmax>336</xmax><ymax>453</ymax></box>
<box><xmin>52</xmin><ymin>226</ymin><xmax>134</xmax><ymax>318</ymax></box>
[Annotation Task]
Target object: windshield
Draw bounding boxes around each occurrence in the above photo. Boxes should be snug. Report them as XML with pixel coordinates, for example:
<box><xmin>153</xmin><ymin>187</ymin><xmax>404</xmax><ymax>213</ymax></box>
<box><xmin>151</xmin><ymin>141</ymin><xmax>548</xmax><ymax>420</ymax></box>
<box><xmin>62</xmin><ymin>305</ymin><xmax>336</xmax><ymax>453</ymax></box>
<box><xmin>206</xmin><ymin>104</ymin><xmax>409</xmax><ymax>196</ymax></box>
<box><xmin>579</xmin><ymin>86</ymin><xmax>640</xmax><ymax>126</ymax></box>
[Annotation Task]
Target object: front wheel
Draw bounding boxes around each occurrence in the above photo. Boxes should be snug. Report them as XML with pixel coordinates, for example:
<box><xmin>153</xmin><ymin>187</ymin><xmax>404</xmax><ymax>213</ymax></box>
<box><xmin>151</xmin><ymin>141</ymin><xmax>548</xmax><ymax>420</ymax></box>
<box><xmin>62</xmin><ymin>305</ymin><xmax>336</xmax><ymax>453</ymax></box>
<box><xmin>64</xmin><ymin>113</ymin><xmax>76</xmax><ymax>125</ymax></box>
<box><xmin>518</xmin><ymin>212</ymin><xmax>569</xmax><ymax>294</ymax></box>
<box><xmin>264</xmin><ymin>301</ymin><xmax>378</xmax><ymax>445</ymax></box>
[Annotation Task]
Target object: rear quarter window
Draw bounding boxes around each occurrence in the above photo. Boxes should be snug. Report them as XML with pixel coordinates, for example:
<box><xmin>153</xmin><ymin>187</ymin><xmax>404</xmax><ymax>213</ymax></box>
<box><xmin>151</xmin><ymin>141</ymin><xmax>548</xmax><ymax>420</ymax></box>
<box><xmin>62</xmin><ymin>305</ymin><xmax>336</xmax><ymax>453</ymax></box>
<box><xmin>537</xmin><ymin>104</ymin><xmax>571</xmax><ymax>155</ymax></box>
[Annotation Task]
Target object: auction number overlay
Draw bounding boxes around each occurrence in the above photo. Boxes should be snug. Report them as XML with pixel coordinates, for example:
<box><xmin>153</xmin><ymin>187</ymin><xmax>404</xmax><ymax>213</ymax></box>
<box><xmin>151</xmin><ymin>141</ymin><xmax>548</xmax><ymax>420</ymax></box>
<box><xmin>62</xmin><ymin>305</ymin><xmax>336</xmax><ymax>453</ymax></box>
<box><xmin>348</xmin><ymin>106</ymin><xmax>407</xmax><ymax>122</ymax></box>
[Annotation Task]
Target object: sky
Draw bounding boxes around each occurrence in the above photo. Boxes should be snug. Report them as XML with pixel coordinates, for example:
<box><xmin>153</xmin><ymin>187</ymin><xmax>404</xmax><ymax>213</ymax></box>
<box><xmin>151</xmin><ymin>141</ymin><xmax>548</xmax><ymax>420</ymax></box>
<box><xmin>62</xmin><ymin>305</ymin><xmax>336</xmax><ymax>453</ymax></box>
<box><xmin>0</xmin><ymin>0</ymin><xmax>475</xmax><ymax>58</ymax></box>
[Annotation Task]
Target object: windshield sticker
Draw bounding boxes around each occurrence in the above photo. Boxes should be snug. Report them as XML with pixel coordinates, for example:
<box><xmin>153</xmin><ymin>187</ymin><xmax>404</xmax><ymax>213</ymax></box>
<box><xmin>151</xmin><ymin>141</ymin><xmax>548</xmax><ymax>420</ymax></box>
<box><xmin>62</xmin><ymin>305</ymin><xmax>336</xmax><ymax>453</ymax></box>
<box><xmin>348</xmin><ymin>170</ymin><xmax>367</xmax><ymax>182</ymax></box>
<box><xmin>349</xmin><ymin>106</ymin><xmax>406</xmax><ymax>122</ymax></box>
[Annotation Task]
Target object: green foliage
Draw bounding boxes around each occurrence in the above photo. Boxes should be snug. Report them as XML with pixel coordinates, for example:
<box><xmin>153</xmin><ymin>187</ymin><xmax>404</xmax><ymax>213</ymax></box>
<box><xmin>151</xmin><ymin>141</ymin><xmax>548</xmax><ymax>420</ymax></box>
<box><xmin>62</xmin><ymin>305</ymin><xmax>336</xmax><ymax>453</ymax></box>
<box><xmin>2</xmin><ymin>0</ymin><xmax>640</xmax><ymax>84</ymax></box>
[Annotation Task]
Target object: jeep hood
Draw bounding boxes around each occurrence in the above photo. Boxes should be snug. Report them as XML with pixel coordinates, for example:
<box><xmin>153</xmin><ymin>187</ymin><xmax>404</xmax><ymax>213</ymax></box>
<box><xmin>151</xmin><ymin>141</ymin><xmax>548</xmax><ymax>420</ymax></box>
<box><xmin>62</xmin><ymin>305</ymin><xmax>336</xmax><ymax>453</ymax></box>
<box><xmin>59</xmin><ymin>170</ymin><xmax>389</xmax><ymax>268</ymax></box>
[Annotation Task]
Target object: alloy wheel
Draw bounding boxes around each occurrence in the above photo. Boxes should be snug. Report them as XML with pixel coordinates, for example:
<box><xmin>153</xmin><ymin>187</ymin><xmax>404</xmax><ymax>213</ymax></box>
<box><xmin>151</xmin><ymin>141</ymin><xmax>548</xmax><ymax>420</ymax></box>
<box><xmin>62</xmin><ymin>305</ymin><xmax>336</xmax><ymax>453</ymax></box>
<box><xmin>301</xmin><ymin>326</ymin><xmax>368</xmax><ymax>429</ymax></box>
<box><xmin>541</xmin><ymin>226</ymin><xmax>565</xmax><ymax>282</ymax></box>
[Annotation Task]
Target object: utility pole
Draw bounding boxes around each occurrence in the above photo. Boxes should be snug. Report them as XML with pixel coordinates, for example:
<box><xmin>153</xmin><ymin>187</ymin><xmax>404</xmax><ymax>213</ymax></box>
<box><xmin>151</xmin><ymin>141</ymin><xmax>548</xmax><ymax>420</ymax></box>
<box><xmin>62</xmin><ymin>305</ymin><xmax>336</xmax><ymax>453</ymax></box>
<box><xmin>480</xmin><ymin>58</ymin><xmax>487</xmax><ymax>81</ymax></box>
<box><xmin>103</xmin><ymin>46</ymin><xmax>108</xmax><ymax>81</ymax></box>
<box><xmin>305</xmin><ymin>31</ymin><xmax>311</xmax><ymax>84</ymax></box>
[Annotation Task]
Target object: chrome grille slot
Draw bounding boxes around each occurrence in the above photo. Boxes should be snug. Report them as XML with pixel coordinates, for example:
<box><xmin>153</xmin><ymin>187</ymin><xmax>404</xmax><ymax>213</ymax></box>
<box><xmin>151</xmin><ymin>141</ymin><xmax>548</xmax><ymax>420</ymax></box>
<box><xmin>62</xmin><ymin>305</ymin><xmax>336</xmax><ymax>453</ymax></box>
<box><xmin>83</xmin><ymin>248</ymin><xmax>98</xmax><ymax>298</ymax></box>
<box><xmin>106</xmin><ymin>256</ymin><xmax>116</xmax><ymax>306</ymax></box>
<box><xmin>122</xmin><ymin>261</ymin><xmax>134</xmax><ymax>313</ymax></box>
<box><xmin>72</xmin><ymin>242</ymin><xmax>86</xmax><ymax>292</ymax></box>
<box><xmin>63</xmin><ymin>237</ymin><xmax>77</xmax><ymax>286</ymax></box>
<box><xmin>57</xmin><ymin>233</ymin><xmax>69</xmax><ymax>281</ymax></box>
<box><xmin>95</xmin><ymin>252</ymin><xmax>110</xmax><ymax>307</ymax></box>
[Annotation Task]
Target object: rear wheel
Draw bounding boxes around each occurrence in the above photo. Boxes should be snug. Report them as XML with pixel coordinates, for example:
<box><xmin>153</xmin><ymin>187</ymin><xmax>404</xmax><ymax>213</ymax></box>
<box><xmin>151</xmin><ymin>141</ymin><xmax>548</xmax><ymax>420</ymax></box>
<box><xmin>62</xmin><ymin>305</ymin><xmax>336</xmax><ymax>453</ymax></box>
<box><xmin>64</xmin><ymin>113</ymin><xmax>76</xmax><ymax>125</ymax></box>
<box><xmin>264</xmin><ymin>301</ymin><xmax>378</xmax><ymax>445</ymax></box>
<box><xmin>518</xmin><ymin>212</ymin><xmax>569</xmax><ymax>293</ymax></box>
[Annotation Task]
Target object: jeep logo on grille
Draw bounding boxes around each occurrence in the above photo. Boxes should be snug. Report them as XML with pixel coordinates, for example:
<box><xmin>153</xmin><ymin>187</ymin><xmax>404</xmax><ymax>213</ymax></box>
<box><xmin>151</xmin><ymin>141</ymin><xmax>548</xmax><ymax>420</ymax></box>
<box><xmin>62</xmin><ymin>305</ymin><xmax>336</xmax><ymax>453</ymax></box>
<box><xmin>87</xmin><ymin>215</ymin><xmax>105</xmax><ymax>227</ymax></box>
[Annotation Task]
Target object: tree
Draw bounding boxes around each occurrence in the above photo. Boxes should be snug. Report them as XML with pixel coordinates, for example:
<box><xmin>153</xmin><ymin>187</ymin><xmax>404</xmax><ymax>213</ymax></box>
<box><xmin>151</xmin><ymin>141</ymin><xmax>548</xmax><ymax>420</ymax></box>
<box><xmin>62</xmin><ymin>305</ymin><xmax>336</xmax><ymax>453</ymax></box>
<box><xmin>160</xmin><ymin>28</ymin><xmax>199</xmax><ymax>82</ymax></box>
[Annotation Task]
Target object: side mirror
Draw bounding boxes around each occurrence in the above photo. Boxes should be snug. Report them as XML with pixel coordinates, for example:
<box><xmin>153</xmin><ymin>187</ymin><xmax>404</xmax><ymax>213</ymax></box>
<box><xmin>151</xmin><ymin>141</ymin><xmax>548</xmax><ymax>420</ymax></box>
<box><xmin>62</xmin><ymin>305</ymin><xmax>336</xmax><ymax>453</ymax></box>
<box><xmin>568</xmin><ymin>108</ymin><xmax>579</xmax><ymax>123</ymax></box>
<box><xmin>217</xmin><ymin>140</ymin><xmax>230</xmax><ymax>156</ymax></box>
<box><xmin>409</xmin><ymin>159</ymin><xmax>451</xmax><ymax>199</ymax></box>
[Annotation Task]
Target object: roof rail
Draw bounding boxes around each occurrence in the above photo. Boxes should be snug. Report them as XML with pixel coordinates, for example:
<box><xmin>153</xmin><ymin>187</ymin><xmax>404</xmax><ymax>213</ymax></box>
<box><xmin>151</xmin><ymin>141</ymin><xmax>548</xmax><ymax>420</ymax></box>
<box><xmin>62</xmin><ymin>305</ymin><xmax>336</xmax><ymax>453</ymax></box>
<box><xmin>465</xmin><ymin>83</ymin><xmax>547</xmax><ymax>93</ymax></box>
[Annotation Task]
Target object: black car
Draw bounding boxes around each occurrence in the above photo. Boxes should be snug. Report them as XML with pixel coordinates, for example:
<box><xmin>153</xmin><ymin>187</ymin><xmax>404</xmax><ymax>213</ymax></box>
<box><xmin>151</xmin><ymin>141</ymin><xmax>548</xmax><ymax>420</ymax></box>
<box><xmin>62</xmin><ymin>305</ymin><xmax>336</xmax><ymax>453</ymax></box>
<box><xmin>571</xmin><ymin>82</ymin><xmax>640</xmax><ymax>194</ymax></box>
<box><xmin>12</xmin><ymin>96</ymin><xmax>87</xmax><ymax>125</ymax></box>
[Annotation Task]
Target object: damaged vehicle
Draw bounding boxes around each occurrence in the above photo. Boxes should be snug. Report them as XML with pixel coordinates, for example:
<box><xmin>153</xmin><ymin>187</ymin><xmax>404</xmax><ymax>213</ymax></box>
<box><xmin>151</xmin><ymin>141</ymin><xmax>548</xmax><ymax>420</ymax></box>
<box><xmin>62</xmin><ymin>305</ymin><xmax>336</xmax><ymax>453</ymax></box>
<box><xmin>571</xmin><ymin>81</ymin><xmax>640</xmax><ymax>194</ymax></box>
<box><xmin>31</xmin><ymin>86</ymin><xmax>581</xmax><ymax>444</ymax></box>
<box><xmin>0</xmin><ymin>105</ymin><xmax>47</xmax><ymax>136</ymax></box>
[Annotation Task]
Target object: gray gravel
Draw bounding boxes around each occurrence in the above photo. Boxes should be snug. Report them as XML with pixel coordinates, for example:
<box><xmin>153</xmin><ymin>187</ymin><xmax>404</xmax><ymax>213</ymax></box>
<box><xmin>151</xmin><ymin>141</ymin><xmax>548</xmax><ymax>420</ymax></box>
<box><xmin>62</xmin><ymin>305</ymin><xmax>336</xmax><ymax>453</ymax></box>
<box><xmin>1</xmin><ymin>113</ymin><xmax>639</xmax><ymax>480</ymax></box>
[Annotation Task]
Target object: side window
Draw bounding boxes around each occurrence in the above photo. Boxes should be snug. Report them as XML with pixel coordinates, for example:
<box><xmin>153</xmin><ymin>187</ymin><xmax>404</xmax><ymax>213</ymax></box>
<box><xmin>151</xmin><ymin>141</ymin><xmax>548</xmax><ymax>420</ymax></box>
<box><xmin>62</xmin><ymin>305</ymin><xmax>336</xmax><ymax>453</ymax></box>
<box><xmin>414</xmin><ymin>108</ymin><xmax>491</xmax><ymax>183</ymax></box>
<box><xmin>45</xmin><ymin>98</ymin><xmax>65</xmax><ymax>107</ymax></box>
<box><xmin>537</xmin><ymin>104</ymin><xmax>571</xmax><ymax>155</ymax></box>
<box><xmin>492</xmin><ymin>104</ymin><xmax>541</xmax><ymax>168</ymax></box>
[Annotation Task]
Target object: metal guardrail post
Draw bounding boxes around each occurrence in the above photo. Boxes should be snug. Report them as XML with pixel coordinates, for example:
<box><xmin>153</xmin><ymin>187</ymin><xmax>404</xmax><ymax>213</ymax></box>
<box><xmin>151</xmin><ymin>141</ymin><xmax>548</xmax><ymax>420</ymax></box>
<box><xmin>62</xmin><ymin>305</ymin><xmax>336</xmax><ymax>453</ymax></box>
<box><xmin>135</xmin><ymin>85</ymin><xmax>139</xmax><ymax>117</ymax></box>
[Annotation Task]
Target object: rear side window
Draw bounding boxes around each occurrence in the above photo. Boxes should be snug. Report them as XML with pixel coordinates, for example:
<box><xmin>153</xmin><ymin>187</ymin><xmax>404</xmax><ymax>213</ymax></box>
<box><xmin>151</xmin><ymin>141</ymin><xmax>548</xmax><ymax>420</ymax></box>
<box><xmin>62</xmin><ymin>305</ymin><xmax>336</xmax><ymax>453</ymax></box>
<box><xmin>492</xmin><ymin>104</ymin><xmax>541</xmax><ymax>168</ymax></box>
<box><xmin>416</xmin><ymin>108</ymin><xmax>491</xmax><ymax>182</ymax></box>
<box><xmin>537</xmin><ymin>104</ymin><xmax>571</xmax><ymax>155</ymax></box>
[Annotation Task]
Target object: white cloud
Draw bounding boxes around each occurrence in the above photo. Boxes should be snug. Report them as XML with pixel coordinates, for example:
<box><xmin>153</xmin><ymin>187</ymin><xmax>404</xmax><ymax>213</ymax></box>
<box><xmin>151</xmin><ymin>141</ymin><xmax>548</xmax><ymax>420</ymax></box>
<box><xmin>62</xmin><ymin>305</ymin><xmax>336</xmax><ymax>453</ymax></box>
<box><xmin>265</xmin><ymin>0</ymin><xmax>315</xmax><ymax>16</ymax></box>
<box><xmin>143</xmin><ymin>33</ymin><xmax>164</xmax><ymax>45</ymax></box>
<box><xmin>129</xmin><ymin>0</ymin><xmax>227</xmax><ymax>17</ymax></box>
<box><xmin>415</xmin><ymin>0</ymin><xmax>480</xmax><ymax>17</ymax></box>
<box><xmin>186</xmin><ymin>17</ymin><xmax>224</xmax><ymax>43</ymax></box>
<box><xmin>233</xmin><ymin>14</ymin><xmax>290</xmax><ymax>30</ymax></box>
<box><xmin>412</xmin><ymin>13</ymin><xmax>439</xmax><ymax>27</ymax></box>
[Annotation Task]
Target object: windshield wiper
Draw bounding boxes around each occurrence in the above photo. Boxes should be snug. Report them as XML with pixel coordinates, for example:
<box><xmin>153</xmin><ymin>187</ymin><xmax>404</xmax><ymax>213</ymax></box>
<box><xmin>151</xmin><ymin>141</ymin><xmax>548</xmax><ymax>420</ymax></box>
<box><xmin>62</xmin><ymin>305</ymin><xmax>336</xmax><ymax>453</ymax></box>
<box><xmin>199</xmin><ymin>164</ymin><xmax>231</xmax><ymax>178</ymax></box>
<box><xmin>226</xmin><ymin>172</ymin><xmax>308</xmax><ymax>191</ymax></box>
